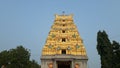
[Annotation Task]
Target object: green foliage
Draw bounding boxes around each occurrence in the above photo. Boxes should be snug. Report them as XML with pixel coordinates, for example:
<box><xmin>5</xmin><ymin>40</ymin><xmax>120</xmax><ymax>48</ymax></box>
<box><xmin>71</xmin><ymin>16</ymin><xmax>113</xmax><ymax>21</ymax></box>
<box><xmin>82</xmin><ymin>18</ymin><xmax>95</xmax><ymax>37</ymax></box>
<box><xmin>97</xmin><ymin>31</ymin><xmax>112</xmax><ymax>56</ymax></box>
<box><xmin>0</xmin><ymin>50</ymin><xmax>10</xmax><ymax>66</ymax></box>
<box><xmin>0</xmin><ymin>45</ymin><xmax>40</xmax><ymax>68</ymax></box>
<box><xmin>29</xmin><ymin>60</ymin><xmax>40</xmax><ymax>68</ymax></box>
<box><xmin>97</xmin><ymin>30</ymin><xmax>120</xmax><ymax>68</ymax></box>
<box><xmin>112</xmin><ymin>41</ymin><xmax>120</xmax><ymax>68</ymax></box>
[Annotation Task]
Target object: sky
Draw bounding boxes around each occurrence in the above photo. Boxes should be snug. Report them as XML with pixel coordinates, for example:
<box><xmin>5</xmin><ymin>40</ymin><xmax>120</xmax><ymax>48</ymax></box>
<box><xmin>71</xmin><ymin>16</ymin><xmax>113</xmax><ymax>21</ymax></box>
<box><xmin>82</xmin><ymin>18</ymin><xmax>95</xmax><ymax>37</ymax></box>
<box><xmin>0</xmin><ymin>0</ymin><xmax>120</xmax><ymax>68</ymax></box>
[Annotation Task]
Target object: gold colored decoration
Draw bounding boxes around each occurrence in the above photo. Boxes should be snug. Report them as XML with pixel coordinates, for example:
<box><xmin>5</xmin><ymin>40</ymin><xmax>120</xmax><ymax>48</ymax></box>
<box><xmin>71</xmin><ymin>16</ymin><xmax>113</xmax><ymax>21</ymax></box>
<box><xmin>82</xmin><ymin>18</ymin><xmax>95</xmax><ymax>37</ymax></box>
<box><xmin>48</xmin><ymin>44</ymin><xmax>53</xmax><ymax>49</ymax></box>
<box><xmin>75</xmin><ymin>44</ymin><xmax>80</xmax><ymax>49</ymax></box>
<box><xmin>67</xmin><ymin>46</ymin><xmax>71</xmax><ymax>50</ymax></box>
<box><xmin>72</xmin><ymin>34</ymin><xmax>76</xmax><ymax>38</ymax></box>
<box><xmin>42</xmin><ymin>14</ymin><xmax>87</xmax><ymax>56</ymax></box>
<box><xmin>56</xmin><ymin>46</ymin><xmax>61</xmax><ymax>50</ymax></box>
<box><xmin>51</xmin><ymin>34</ymin><xmax>55</xmax><ymax>38</ymax></box>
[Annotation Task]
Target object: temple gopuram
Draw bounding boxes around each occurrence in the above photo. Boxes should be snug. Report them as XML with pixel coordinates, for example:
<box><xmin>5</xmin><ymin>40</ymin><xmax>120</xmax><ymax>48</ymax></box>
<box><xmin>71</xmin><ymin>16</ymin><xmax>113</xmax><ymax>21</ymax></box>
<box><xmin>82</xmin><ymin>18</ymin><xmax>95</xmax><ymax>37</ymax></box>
<box><xmin>41</xmin><ymin>14</ymin><xmax>88</xmax><ymax>68</ymax></box>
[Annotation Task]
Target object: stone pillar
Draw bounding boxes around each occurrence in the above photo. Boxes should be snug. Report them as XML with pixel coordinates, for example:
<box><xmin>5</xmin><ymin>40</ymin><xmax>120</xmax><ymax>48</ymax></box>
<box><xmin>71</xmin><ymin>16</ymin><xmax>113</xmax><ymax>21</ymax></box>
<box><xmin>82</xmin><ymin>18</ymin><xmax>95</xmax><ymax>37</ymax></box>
<box><xmin>72</xmin><ymin>61</ymin><xmax>74</xmax><ymax>68</ymax></box>
<box><xmin>41</xmin><ymin>60</ymin><xmax>45</xmax><ymax>68</ymax></box>
<box><xmin>81</xmin><ymin>61</ymin><xmax>84</xmax><ymax>68</ymax></box>
<box><xmin>83</xmin><ymin>60</ymin><xmax>87</xmax><ymax>68</ymax></box>
<box><xmin>54</xmin><ymin>60</ymin><xmax>57</xmax><ymax>68</ymax></box>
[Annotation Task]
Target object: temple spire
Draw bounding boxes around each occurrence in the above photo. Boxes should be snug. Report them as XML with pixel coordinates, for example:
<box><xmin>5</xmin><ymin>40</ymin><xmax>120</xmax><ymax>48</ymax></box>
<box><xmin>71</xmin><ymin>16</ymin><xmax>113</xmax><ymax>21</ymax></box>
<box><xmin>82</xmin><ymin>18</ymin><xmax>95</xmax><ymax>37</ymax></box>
<box><xmin>62</xmin><ymin>11</ymin><xmax>65</xmax><ymax>15</ymax></box>
<box><xmin>42</xmin><ymin>14</ymin><xmax>87</xmax><ymax>56</ymax></box>
<box><xmin>41</xmin><ymin>14</ymin><xmax>88</xmax><ymax>68</ymax></box>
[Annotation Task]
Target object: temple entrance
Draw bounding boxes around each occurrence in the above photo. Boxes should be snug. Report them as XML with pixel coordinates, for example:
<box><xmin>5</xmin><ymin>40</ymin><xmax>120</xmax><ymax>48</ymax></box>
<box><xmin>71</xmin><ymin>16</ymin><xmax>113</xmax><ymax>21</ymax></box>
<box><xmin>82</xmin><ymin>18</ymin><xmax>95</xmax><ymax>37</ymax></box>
<box><xmin>57</xmin><ymin>61</ymin><xmax>71</xmax><ymax>68</ymax></box>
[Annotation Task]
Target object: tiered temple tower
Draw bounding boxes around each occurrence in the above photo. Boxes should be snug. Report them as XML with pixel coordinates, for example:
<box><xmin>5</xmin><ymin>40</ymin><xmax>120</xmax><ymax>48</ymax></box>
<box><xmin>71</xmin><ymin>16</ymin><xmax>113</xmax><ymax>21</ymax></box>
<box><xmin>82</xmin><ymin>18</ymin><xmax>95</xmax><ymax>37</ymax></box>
<box><xmin>41</xmin><ymin>14</ymin><xmax>88</xmax><ymax>68</ymax></box>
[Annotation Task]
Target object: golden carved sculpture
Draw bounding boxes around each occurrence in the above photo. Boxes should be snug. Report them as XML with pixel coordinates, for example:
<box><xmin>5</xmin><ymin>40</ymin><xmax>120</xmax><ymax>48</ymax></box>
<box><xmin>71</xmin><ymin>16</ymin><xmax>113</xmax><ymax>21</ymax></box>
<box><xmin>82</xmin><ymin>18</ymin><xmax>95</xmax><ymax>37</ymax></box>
<box><xmin>42</xmin><ymin>14</ymin><xmax>87</xmax><ymax>56</ymax></box>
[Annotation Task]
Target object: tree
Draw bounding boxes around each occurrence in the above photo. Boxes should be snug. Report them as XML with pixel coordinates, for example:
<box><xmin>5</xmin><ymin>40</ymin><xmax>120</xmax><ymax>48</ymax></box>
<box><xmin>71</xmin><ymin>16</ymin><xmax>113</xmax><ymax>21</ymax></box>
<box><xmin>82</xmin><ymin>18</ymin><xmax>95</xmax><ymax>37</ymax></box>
<box><xmin>97</xmin><ymin>30</ymin><xmax>120</xmax><ymax>68</ymax></box>
<box><xmin>29</xmin><ymin>60</ymin><xmax>41</xmax><ymax>68</ymax></box>
<box><xmin>112</xmin><ymin>41</ymin><xmax>120</xmax><ymax>68</ymax></box>
<box><xmin>0</xmin><ymin>50</ymin><xmax>10</xmax><ymax>67</ymax></box>
<box><xmin>8</xmin><ymin>46</ymin><xmax>30</xmax><ymax>68</ymax></box>
<box><xmin>0</xmin><ymin>45</ymin><xmax>40</xmax><ymax>68</ymax></box>
<box><xmin>97</xmin><ymin>31</ymin><xmax>113</xmax><ymax>68</ymax></box>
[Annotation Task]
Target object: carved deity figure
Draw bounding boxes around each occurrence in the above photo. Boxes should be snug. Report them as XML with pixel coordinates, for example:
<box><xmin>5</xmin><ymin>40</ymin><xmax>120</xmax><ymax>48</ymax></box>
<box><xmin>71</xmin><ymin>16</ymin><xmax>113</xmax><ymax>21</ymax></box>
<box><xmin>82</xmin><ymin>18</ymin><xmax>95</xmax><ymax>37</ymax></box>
<box><xmin>75</xmin><ymin>63</ymin><xmax>79</xmax><ymax>68</ymax></box>
<box><xmin>48</xmin><ymin>63</ymin><xmax>53</xmax><ymax>68</ymax></box>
